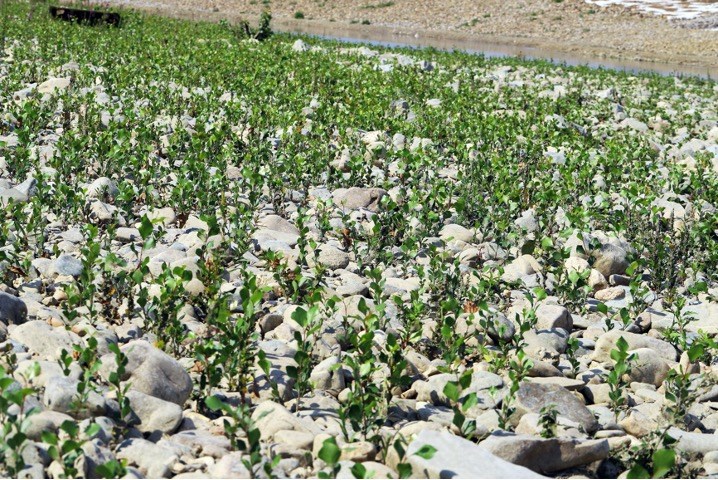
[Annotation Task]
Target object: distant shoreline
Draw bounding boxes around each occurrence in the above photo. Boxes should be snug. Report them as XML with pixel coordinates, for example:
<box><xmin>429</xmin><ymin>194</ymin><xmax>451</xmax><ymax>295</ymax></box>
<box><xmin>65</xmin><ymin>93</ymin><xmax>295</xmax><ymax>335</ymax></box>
<box><xmin>83</xmin><ymin>0</ymin><xmax>718</xmax><ymax>75</ymax></box>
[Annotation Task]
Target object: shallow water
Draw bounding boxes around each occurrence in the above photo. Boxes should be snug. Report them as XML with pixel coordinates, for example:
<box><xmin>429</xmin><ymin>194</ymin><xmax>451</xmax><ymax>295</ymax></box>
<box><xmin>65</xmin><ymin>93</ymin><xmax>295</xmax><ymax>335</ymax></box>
<box><xmin>304</xmin><ymin>31</ymin><xmax>717</xmax><ymax>79</ymax></box>
<box><xmin>90</xmin><ymin>0</ymin><xmax>718</xmax><ymax>78</ymax></box>
<box><xmin>584</xmin><ymin>0</ymin><xmax>718</xmax><ymax>19</ymax></box>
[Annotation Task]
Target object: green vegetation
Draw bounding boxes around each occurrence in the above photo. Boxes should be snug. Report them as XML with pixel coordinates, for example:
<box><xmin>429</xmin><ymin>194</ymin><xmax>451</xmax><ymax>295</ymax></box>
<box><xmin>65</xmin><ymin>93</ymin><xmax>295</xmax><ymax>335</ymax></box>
<box><xmin>0</xmin><ymin>0</ymin><xmax>717</xmax><ymax>477</ymax></box>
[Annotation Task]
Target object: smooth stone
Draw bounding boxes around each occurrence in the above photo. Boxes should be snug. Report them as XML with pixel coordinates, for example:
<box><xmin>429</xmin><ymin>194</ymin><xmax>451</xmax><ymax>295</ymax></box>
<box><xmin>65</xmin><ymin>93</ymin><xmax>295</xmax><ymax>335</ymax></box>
<box><xmin>52</xmin><ymin>254</ymin><xmax>83</xmax><ymax>278</ymax></box>
<box><xmin>116</xmin><ymin>438</ymin><xmax>178</xmax><ymax>478</ymax></box>
<box><xmin>10</xmin><ymin>321</ymin><xmax>82</xmax><ymax>360</ymax></box>
<box><xmin>667</xmin><ymin>428</ymin><xmax>718</xmax><ymax>454</ymax></box>
<box><xmin>0</xmin><ymin>291</ymin><xmax>28</xmax><ymax>325</ymax></box>
<box><xmin>127</xmin><ymin>389</ymin><xmax>183</xmax><ymax>433</ymax></box>
<box><xmin>99</xmin><ymin>340</ymin><xmax>192</xmax><ymax>406</ymax></box>
<box><xmin>513</xmin><ymin>382</ymin><xmax>598</xmax><ymax>433</ymax></box>
<box><xmin>480</xmin><ymin>431</ymin><xmax>609</xmax><ymax>473</ymax></box>
<box><xmin>395</xmin><ymin>429</ymin><xmax>545</xmax><ymax>478</ymax></box>
<box><xmin>593</xmin><ymin>330</ymin><xmax>677</xmax><ymax>363</ymax></box>
<box><xmin>332</xmin><ymin>187</ymin><xmax>387</xmax><ymax>211</ymax></box>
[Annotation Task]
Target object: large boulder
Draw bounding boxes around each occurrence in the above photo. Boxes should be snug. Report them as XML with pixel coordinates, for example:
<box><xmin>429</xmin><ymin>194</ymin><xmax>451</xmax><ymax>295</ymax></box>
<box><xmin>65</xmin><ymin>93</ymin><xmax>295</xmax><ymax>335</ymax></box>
<box><xmin>116</xmin><ymin>438</ymin><xmax>178</xmax><ymax>478</ymax></box>
<box><xmin>44</xmin><ymin>376</ymin><xmax>106</xmax><ymax>418</ymax></box>
<box><xmin>624</xmin><ymin>348</ymin><xmax>671</xmax><ymax>387</ymax></box>
<box><xmin>593</xmin><ymin>330</ymin><xmax>677</xmax><ymax>363</ymax></box>
<box><xmin>392</xmin><ymin>429</ymin><xmax>545</xmax><ymax>478</ymax></box>
<box><xmin>667</xmin><ymin>428</ymin><xmax>718</xmax><ymax>454</ymax></box>
<box><xmin>332</xmin><ymin>187</ymin><xmax>387</xmax><ymax>211</ymax></box>
<box><xmin>126</xmin><ymin>389</ymin><xmax>183</xmax><ymax>434</ymax></box>
<box><xmin>535</xmin><ymin>304</ymin><xmax>572</xmax><ymax>331</ymax></box>
<box><xmin>413</xmin><ymin>371</ymin><xmax>505</xmax><ymax>410</ymax></box>
<box><xmin>37</xmin><ymin>77</ymin><xmax>71</xmax><ymax>94</ymax></box>
<box><xmin>0</xmin><ymin>291</ymin><xmax>27</xmax><ymax>325</ymax></box>
<box><xmin>100</xmin><ymin>340</ymin><xmax>192</xmax><ymax>406</ymax></box>
<box><xmin>480</xmin><ymin>431</ymin><xmax>609</xmax><ymax>473</ymax></box>
<box><xmin>513</xmin><ymin>382</ymin><xmax>598</xmax><ymax>433</ymax></box>
<box><xmin>251</xmin><ymin>401</ymin><xmax>322</xmax><ymax>440</ymax></box>
<box><xmin>592</xmin><ymin>244</ymin><xmax>628</xmax><ymax>278</ymax></box>
<box><xmin>10</xmin><ymin>321</ymin><xmax>82</xmax><ymax>360</ymax></box>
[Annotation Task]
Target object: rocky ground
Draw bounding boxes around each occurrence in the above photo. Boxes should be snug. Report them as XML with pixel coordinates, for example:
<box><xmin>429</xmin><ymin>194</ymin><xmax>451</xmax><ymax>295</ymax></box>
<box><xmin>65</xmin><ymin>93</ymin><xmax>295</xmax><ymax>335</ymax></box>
<box><xmin>86</xmin><ymin>0</ymin><xmax>718</xmax><ymax>71</ymax></box>
<box><xmin>2</xmin><ymin>3</ymin><xmax>718</xmax><ymax>478</ymax></box>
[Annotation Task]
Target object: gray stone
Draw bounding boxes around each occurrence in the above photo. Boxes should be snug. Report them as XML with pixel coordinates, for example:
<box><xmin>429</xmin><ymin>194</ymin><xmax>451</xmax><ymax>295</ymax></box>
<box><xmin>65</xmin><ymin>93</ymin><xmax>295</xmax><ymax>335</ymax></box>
<box><xmin>171</xmin><ymin>429</ymin><xmax>231</xmax><ymax>458</ymax></box>
<box><xmin>310</xmin><ymin>356</ymin><xmax>345</xmax><ymax>393</ymax></box>
<box><xmin>210</xmin><ymin>452</ymin><xmax>251</xmax><ymax>478</ymax></box>
<box><xmin>10</xmin><ymin>321</ymin><xmax>83</xmax><ymax>360</ymax></box>
<box><xmin>619</xmin><ymin>403</ymin><xmax>662</xmax><ymax>437</ymax></box>
<box><xmin>89</xmin><ymin>200</ymin><xmax>118</xmax><ymax>223</ymax></box>
<box><xmin>258</xmin><ymin>215</ymin><xmax>299</xmax><ymax>235</ymax></box>
<box><xmin>116</xmin><ymin>227</ymin><xmax>141</xmax><ymax>243</ymax></box>
<box><xmin>383</xmin><ymin>277</ymin><xmax>421</xmax><ymax>295</ymax></box>
<box><xmin>0</xmin><ymin>187</ymin><xmax>28</xmax><ymax>205</ymax></box>
<box><xmin>501</xmin><ymin>255</ymin><xmax>542</xmax><ymax>283</ymax></box>
<box><xmin>593</xmin><ymin>330</ymin><xmax>677</xmax><ymax>363</ymax></box>
<box><xmin>100</xmin><ymin>340</ymin><xmax>192</xmax><ymax>406</ymax></box>
<box><xmin>535</xmin><ymin>304</ymin><xmax>572</xmax><ymax>331</ymax></box>
<box><xmin>87</xmin><ymin>177</ymin><xmax>119</xmax><ymax>199</ymax></box>
<box><xmin>413</xmin><ymin>371</ymin><xmax>504</xmax><ymax>410</ymax></box>
<box><xmin>524</xmin><ymin>329</ymin><xmax>568</xmax><ymax>358</ymax></box>
<box><xmin>38</xmin><ymin>77</ymin><xmax>71</xmax><ymax>94</ymax></box>
<box><xmin>52</xmin><ymin>254</ymin><xmax>83</xmax><ymax>278</ymax></box>
<box><xmin>439</xmin><ymin>224</ymin><xmax>477</xmax><ymax>243</ymax></box>
<box><xmin>667</xmin><ymin>428</ymin><xmax>718</xmax><ymax>454</ymax></box>
<box><xmin>395</xmin><ymin>429</ymin><xmax>545</xmax><ymax>478</ymax></box>
<box><xmin>117</xmin><ymin>438</ymin><xmax>178</xmax><ymax>478</ymax></box>
<box><xmin>251</xmin><ymin>401</ymin><xmax>321</xmax><ymax>440</ymax></box>
<box><xmin>593</xmin><ymin>244</ymin><xmax>628</xmax><ymax>278</ymax></box>
<box><xmin>315</xmin><ymin>245</ymin><xmax>350</xmax><ymax>270</ymax></box>
<box><xmin>146</xmin><ymin>207</ymin><xmax>177</xmax><ymax>226</ymax></box>
<box><xmin>526</xmin><ymin>377</ymin><xmax>585</xmax><ymax>391</ymax></box>
<box><xmin>336</xmin><ymin>461</ymin><xmax>396</xmax><ymax>479</ymax></box>
<box><xmin>126</xmin><ymin>389</ymin><xmax>183</xmax><ymax>433</ymax></box>
<box><xmin>80</xmin><ymin>440</ymin><xmax>116</xmax><ymax>478</ymax></box>
<box><xmin>332</xmin><ymin>187</ymin><xmax>387</xmax><ymax>211</ymax></box>
<box><xmin>25</xmin><ymin>410</ymin><xmax>75</xmax><ymax>441</ymax></box>
<box><xmin>481</xmin><ymin>312</ymin><xmax>515</xmax><ymax>343</ymax></box>
<box><xmin>0</xmin><ymin>291</ymin><xmax>27</xmax><ymax>325</ymax></box>
<box><xmin>514</xmin><ymin>382</ymin><xmax>598</xmax><ymax>433</ymax></box>
<box><xmin>44</xmin><ymin>376</ymin><xmax>106</xmax><ymax>418</ymax></box>
<box><xmin>292</xmin><ymin>39</ymin><xmax>310</xmax><ymax>52</ymax></box>
<box><xmin>624</xmin><ymin>348</ymin><xmax>671</xmax><ymax>387</ymax></box>
<box><xmin>16</xmin><ymin>360</ymin><xmax>81</xmax><ymax>388</ymax></box>
<box><xmin>480</xmin><ymin>431</ymin><xmax>609</xmax><ymax>473</ymax></box>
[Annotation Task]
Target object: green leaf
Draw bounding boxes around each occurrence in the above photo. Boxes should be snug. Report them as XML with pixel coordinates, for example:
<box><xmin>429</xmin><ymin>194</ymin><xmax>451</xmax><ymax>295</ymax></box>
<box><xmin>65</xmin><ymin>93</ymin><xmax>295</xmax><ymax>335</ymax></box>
<box><xmin>687</xmin><ymin>344</ymin><xmax>704</xmax><ymax>363</ymax></box>
<box><xmin>85</xmin><ymin>422</ymin><xmax>102</xmax><ymax>438</ymax></box>
<box><xmin>521</xmin><ymin>240</ymin><xmax>535</xmax><ymax>255</ymax></box>
<box><xmin>139</xmin><ymin>215</ymin><xmax>153</xmax><ymax>240</ymax></box>
<box><xmin>397</xmin><ymin>463</ymin><xmax>413</xmax><ymax>479</ymax></box>
<box><xmin>42</xmin><ymin>431</ymin><xmax>58</xmax><ymax>446</ymax></box>
<box><xmin>60</xmin><ymin>420</ymin><xmax>79</xmax><ymax>437</ymax></box>
<box><xmin>627</xmin><ymin>464</ymin><xmax>651</xmax><ymax>479</ymax></box>
<box><xmin>292</xmin><ymin>307</ymin><xmax>308</xmax><ymax>328</ymax></box>
<box><xmin>351</xmin><ymin>462</ymin><xmax>368</xmax><ymax>479</ymax></box>
<box><xmin>413</xmin><ymin>444</ymin><xmax>437</xmax><ymax>460</ymax></box>
<box><xmin>651</xmin><ymin>449</ymin><xmax>675</xmax><ymax>478</ymax></box>
<box><xmin>443</xmin><ymin>381</ymin><xmax>460</xmax><ymax>402</ymax></box>
<box><xmin>462</xmin><ymin>392</ymin><xmax>478</xmax><ymax>411</ymax></box>
<box><xmin>318</xmin><ymin>437</ymin><xmax>341</xmax><ymax>465</ymax></box>
<box><xmin>452</xmin><ymin>409</ymin><xmax>466</xmax><ymax>431</ymax></box>
<box><xmin>204</xmin><ymin>396</ymin><xmax>226</xmax><ymax>412</ymax></box>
